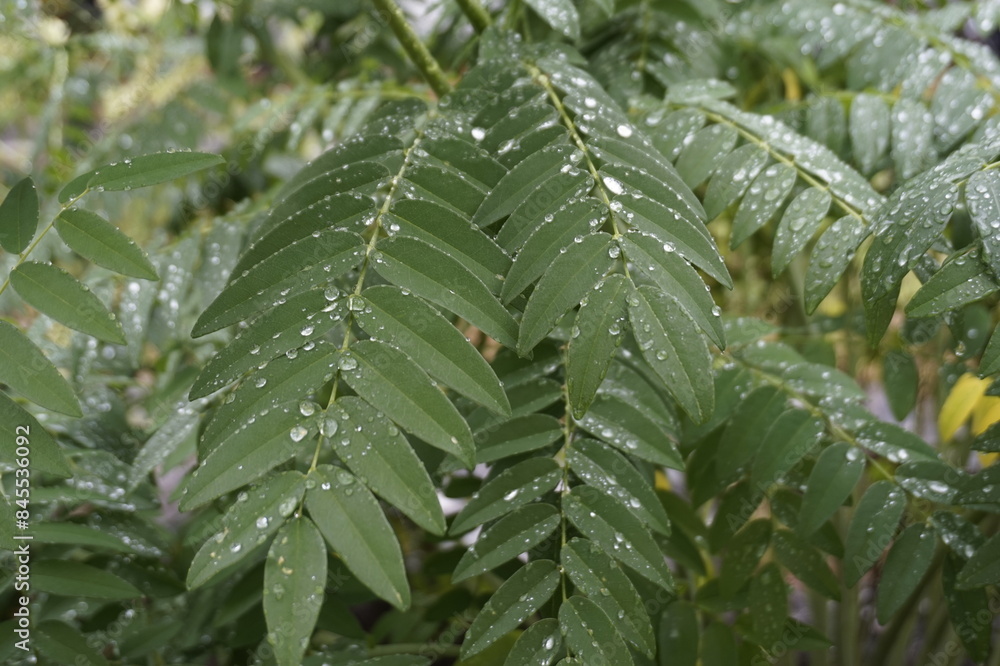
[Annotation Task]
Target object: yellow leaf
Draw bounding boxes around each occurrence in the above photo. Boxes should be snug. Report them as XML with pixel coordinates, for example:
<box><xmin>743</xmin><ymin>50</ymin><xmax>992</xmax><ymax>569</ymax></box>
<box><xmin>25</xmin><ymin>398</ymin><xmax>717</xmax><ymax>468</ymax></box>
<box><xmin>939</xmin><ymin>374</ymin><xmax>991</xmax><ymax>442</ymax></box>
<box><xmin>781</xmin><ymin>69</ymin><xmax>801</xmax><ymax>102</ymax></box>
<box><xmin>971</xmin><ymin>396</ymin><xmax>1000</xmax><ymax>436</ymax></box>
<box><xmin>655</xmin><ymin>469</ymin><xmax>671</xmax><ymax>491</ymax></box>
<box><xmin>979</xmin><ymin>453</ymin><xmax>999</xmax><ymax>467</ymax></box>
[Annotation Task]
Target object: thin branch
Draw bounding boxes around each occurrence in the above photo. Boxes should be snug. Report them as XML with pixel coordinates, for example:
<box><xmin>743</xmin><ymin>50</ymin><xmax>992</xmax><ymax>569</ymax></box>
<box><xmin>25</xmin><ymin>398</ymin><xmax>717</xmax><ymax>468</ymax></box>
<box><xmin>371</xmin><ymin>0</ymin><xmax>453</xmax><ymax>98</ymax></box>
<box><xmin>454</xmin><ymin>0</ymin><xmax>492</xmax><ymax>33</ymax></box>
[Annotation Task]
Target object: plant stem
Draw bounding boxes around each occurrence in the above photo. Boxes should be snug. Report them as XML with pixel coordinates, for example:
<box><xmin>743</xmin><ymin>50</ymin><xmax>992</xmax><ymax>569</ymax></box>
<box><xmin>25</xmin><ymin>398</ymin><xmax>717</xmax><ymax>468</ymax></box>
<box><xmin>454</xmin><ymin>0</ymin><xmax>492</xmax><ymax>33</ymax></box>
<box><xmin>370</xmin><ymin>0</ymin><xmax>453</xmax><ymax>97</ymax></box>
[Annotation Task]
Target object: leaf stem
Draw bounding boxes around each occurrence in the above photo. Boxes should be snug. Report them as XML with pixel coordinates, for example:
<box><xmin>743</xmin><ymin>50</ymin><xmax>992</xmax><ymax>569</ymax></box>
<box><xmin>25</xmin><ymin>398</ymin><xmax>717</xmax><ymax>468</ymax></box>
<box><xmin>370</xmin><ymin>0</ymin><xmax>453</xmax><ymax>98</ymax></box>
<box><xmin>454</xmin><ymin>0</ymin><xmax>492</xmax><ymax>33</ymax></box>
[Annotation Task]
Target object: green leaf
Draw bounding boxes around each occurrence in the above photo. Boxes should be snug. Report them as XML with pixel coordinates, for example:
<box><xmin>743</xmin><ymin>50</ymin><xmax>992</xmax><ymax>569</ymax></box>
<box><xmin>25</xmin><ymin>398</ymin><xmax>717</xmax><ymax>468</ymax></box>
<box><xmin>329</xmin><ymin>396</ymin><xmax>445</xmax><ymax>534</ymax></box>
<box><xmin>558</xmin><ymin>596</ymin><xmax>633</xmax><ymax>666</ymax></box>
<box><xmin>862</xmin><ymin>180</ymin><xmax>958</xmax><ymax>305</ymax></box>
<box><xmin>524</xmin><ymin>0</ymin><xmax>580</xmax><ymax>39</ymax></box>
<box><xmin>942</xmin><ymin>553</ymin><xmax>992</xmax><ymax>662</ymax></box>
<box><xmin>339</xmin><ymin>340</ymin><xmax>474</xmax><ymax>466</ymax></box>
<box><xmin>35</xmin><ymin>621</ymin><xmax>109</xmax><ymax>666</ymax></box>
<box><xmin>853</xmin><ymin>420</ymin><xmax>939</xmax><ymax>464</ymax></box>
<box><xmin>357</xmin><ymin>285</ymin><xmax>509</xmax><ymax>415</ymax></box>
<box><xmin>462</xmin><ymin>560</ymin><xmax>560</xmax><ymax>658</ymax></box>
<box><xmin>453</xmin><ymin>503</ymin><xmax>560</xmax><ymax>583</ymax></box>
<box><xmin>385</xmin><ymin>199</ymin><xmax>511</xmax><ymax>294</ymax></box>
<box><xmin>966</xmin><ymin>169</ymin><xmax>1000</xmax><ymax>277</ymax></box>
<box><xmin>182</xmin><ymin>403</ymin><xmax>317</xmax><ymax>509</ymax></box>
<box><xmin>703</xmin><ymin>144</ymin><xmax>770</xmax><ymax>219</ymax></box>
<box><xmin>0</xmin><ymin>176</ymin><xmax>38</xmax><ymax>253</ymax></box>
<box><xmin>566</xmin><ymin>438</ymin><xmax>670</xmax><ymax>536</ymax></box>
<box><xmin>30</xmin><ymin>522</ymin><xmax>133</xmax><ymax>553</ymax></box>
<box><xmin>10</xmin><ymin>262</ymin><xmax>126</xmax><ymax>344</ymax></box>
<box><xmin>877</xmin><ymin>523</ymin><xmax>938</xmax><ymax>622</ymax></box>
<box><xmin>982</xmin><ymin>327</ymin><xmax>1000</xmax><ymax>377</ymax></box>
<box><xmin>450</xmin><ymin>458</ymin><xmax>561</xmax><ymax>535</ymax></box>
<box><xmin>957</xmin><ymin>531</ymin><xmax>1000</xmax><ymax>589</ymax></box>
<box><xmin>675</xmin><ymin>124</ymin><xmax>739</xmax><ymax>188</ymax></box>
<box><xmin>720</xmin><ymin>519</ymin><xmax>772</xmax><ymax>596</ymax></box>
<box><xmin>374</xmin><ymin>235</ymin><xmax>518</xmax><ymax>348</ymax></box>
<box><xmin>843</xmin><ymin>481</ymin><xmax>906</xmax><ymax>587</ymax></box>
<box><xmin>186</xmin><ymin>471</ymin><xmax>304</xmax><ymax>588</ymax></box>
<box><xmin>627</xmin><ymin>285</ymin><xmax>714</xmax><ymax>423</ymax></box>
<box><xmin>0</xmin><ymin>321</ymin><xmax>80</xmax><ymax>416</ymax></box>
<box><xmin>658</xmin><ymin>600</ymin><xmax>699</xmax><ymax>666</ymax></box>
<box><xmin>54</xmin><ymin>209</ymin><xmax>158</xmax><ymax>280</ymax></box>
<box><xmin>772</xmin><ymin>187</ymin><xmax>831</xmax><ymax>276</ymax></box>
<box><xmin>476</xmin><ymin>414</ymin><xmax>564</xmax><ymax>463</ymax></box>
<box><xmin>620</xmin><ymin>232</ymin><xmax>725</xmax><ymax>347</ymax></box>
<box><xmin>128</xmin><ymin>404</ymin><xmax>200</xmax><ymax>491</ymax></box>
<box><xmin>306</xmin><ymin>465</ymin><xmax>410</xmax><ymax>609</ymax></box>
<box><xmin>519</xmin><ymin>233</ymin><xmax>616</xmax><ymax>354</ymax></box>
<box><xmin>566</xmin><ymin>274</ymin><xmax>630</xmax><ymax>417</ymax></box>
<box><xmin>33</xmin><ymin>560</ymin><xmax>141</xmax><ymax>599</ymax></box>
<box><xmin>804</xmin><ymin>216</ymin><xmax>869</xmax><ymax>313</ymax></box>
<box><xmin>496</xmin><ymin>171</ymin><xmax>593</xmax><ymax>252</ymax></box>
<box><xmin>772</xmin><ymin>529</ymin><xmax>840</xmax><ymax>600</ymax></box>
<box><xmin>576</xmin><ymin>393</ymin><xmax>683</xmax><ymax>468</ymax></box>
<box><xmin>749</xmin><ymin>563</ymin><xmax>788</xmax><ymax>647</ymax></box>
<box><xmin>264</xmin><ymin>517</ymin><xmax>327</xmax><ymax>666</ymax></box>
<box><xmin>563</xmin><ymin>485</ymin><xmax>674</xmax><ymax>591</ymax></box>
<box><xmin>716</xmin><ymin>386</ymin><xmax>788</xmax><ymax>480</ymax></box>
<box><xmin>562</xmin><ymin>537</ymin><xmax>655</xmax><ymax>655</ymax></box>
<box><xmin>906</xmin><ymin>248</ymin><xmax>999</xmax><ymax>318</ymax></box>
<box><xmin>473</xmin><ymin>144</ymin><xmax>579</xmax><ymax>228</ymax></box>
<box><xmin>191</xmin><ymin>289</ymin><xmax>347</xmax><ymax>399</ymax></box>
<box><xmin>751</xmin><ymin>409</ymin><xmax>824</xmax><ymax>488</ymax></box>
<box><xmin>62</xmin><ymin>151</ymin><xmax>224</xmax><ymax>200</ymax></box>
<box><xmin>194</xmin><ymin>220</ymin><xmax>369</xmax><ymax>335</ymax></box>
<box><xmin>0</xmin><ymin>393</ymin><xmax>71</xmax><ymax>476</ymax></box>
<box><xmin>883</xmin><ymin>350</ymin><xmax>919</xmax><ymax>420</ymax></box>
<box><xmin>849</xmin><ymin>94</ymin><xmax>891</xmax><ymax>174</ymax></box>
<box><xmin>891</xmin><ymin>99</ymin><xmax>935</xmax><ymax>180</ymax></box>
<box><xmin>504</xmin><ymin>618</ymin><xmax>562</xmax><ymax>666</ymax></box>
<box><xmin>731</xmin><ymin>163</ymin><xmax>797</xmax><ymax>249</ymax></box>
<box><xmin>798</xmin><ymin>442</ymin><xmax>866</xmax><ymax>537</ymax></box>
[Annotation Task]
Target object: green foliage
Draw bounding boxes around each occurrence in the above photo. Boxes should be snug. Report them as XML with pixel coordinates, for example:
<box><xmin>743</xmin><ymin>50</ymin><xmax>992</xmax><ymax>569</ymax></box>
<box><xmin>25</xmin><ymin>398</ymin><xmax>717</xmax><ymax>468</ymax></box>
<box><xmin>2</xmin><ymin>0</ymin><xmax>1000</xmax><ymax>664</ymax></box>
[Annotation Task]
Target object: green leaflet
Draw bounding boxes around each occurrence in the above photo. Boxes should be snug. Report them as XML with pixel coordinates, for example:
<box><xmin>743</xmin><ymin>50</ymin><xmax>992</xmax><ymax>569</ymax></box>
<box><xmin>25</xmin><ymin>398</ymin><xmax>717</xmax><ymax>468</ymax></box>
<box><xmin>373</xmin><ymin>235</ymin><xmax>518</xmax><ymax>349</ymax></box>
<box><xmin>518</xmin><ymin>232</ymin><xmax>616</xmax><ymax>354</ymax></box>
<box><xmin>476</xmin><ymin>414</ymin><xmax>563</xmax><ymax>463</ymax></box>
<box><xmin>563</xmin><ymin>485</ymin><xmax>674</xmax><ymax>591</ymax></box>
<box><xmin>0</xmin><ymin>321</ymin><xmax>79</xmax><ymax>416</ymax></box>
<box><xmin>306</xmin><ymin>465</ymin><xmax>410</xmax><ymax>609</ymax></box>
<box><xmin>191</xmin><ymin>289</ymin><xmax>348</xmax><ymax>399</ymax></box>
<box><xmin>716</xmin><ymin>386</ymin><xmax>788</xmax><ymax>480</ymax></box>
<box><xmin>943</xmin><ymin>554</ymin><xmax>992</xmax><ymax>662</ymax></box>
<box><xmin>620</xmin><ymin>232</ymin><xmax>726</xmax><ymax>347</ymax></box>
<box><xmin>450</xmin><ymin>458</ymin><xmax>561</xmax><ymax>535</ymax></box>
<box><xmin>10</xmin><ymin>262</ymin><xmax>126</xmax><ymax>344</ymax></box>
<box><xmin>843</xmin><ymin>481</ymin><xmax>905</xmax><ymax>587</ymax></box>
<box><xmin>906</xmin><ymin>248</ymin><xmax>999</xmax><ymax>318</ymax></box>
<box><xmin>566</xmin><ymin>438</ymin><xmax>670</xmax><ymax>536</ymax></box>
<box><xmin>627</xmin><ymin>285</ymin><xmax>714</xmax><ymax>424</ymax></box>
<box><xmin>559</xmin><ymin>596</ymin><xmax>633</xmax><ymax>666</ymax></box>
<box><xmin>181</xmin><ymin>404</ymin><xmax>317</xmax><ymax>509</ymax></box>
<box><xmin>0</xmin><ymin>176</ymin><xmax>38</xmax><ymax>253</ymax></box>
<box><xmin>33</xmin><ymin>560</ymin><xmax>141</xmax><ymax>599</ymax></box>
<box><xmin>966</xmin><ymin>169</ymin><xmax>1000</xmax><ymax>277</ymax></box>
<box><xmin>328</xmin><ymin>396</ymin><xmax>445</xmax><ymax>535</ymax></box>
<box><xmin>58</xmin><ymin>151</ymin><xmax>224</xmax><ymax>201</ymax></box>
<box><xmin>720</xmin><ymin>519</ymin><xmax>772</xmax><ymax>597</ymax></box>
<box><xmin>461</xmin><ymin>560</ymin><xmax>560</xmax><ymax>658</ymax></box>
<box><xmin>772</xmin><ymin>528</ymin><xmax>841</xmax><ymax>600</ymax></box>
<box><xmin>356</xmin><ymin>285</ymin><xmax>509</xmax><ymax>415</ymax></box>
<box><xmin>749</xmin><ymin>563</ymin><xmax>788</xmax><ymax>647</ymax></box>
<box><xmin>566</xmin><ymin>274</ymin><xmax>630</xmax><ymax>417</ymax></box>
<box><xmin>751</xmin><ymin>409</ymin><xmax>824</xmax><ymax>488</ymax></box>
<box><xmin>0</xmin><ymin>392</ymin><xmax>71</xmax><ymax>476</ymax></box>
<box><xmin>30</xmin><ymin>522</ymin><xmax>134</xmax><ymax>553</ymax></box>
<box><xmin>798</xmin><ymin>442</ymin><xmax>866</xmax><ymax>537</ymax></box>
<box><xmin>983</xmin><ymin>327</ymin><xmax>1000</xmax><ymax>377</ymax></box>
<box><xmin>452</xmin><ymin>503</ymin><xmax>560</xmax><ymax>582</ymax></box>
<box><xmin>473</xmin><ymin>144</ymin><xmax>580</xmax><ymax>228</ymax></box>
<box><xmin>496</xmin><ymin>169</ymin><xmax>593</xmax><ymax>252</ymax></box>
<box><xmin>771</xmin><ymin>187</ymin><xmax>831</xmax><ymax>276</ymax></box>
<box><xmin>957</xmin><ymin>532</ymin><xmax>1000</xmax><ymax>589</ymax></box>
<box><xmin>263</xmin><ymin>517</ymin><xmax>327</xmax><ymax>666</ymax></box>
<box><xmin>703</xmin><ymin>144</ymin><xmax>770</xmax><ymax>219</ymax></box>
<box><xmin>339</xmin><ymin>339</ymin><xmax>474</xmax><ymax>466</ymax></box>
<box><xmin>575</xmin><ymin>392</ymin><xmax>683</xmax><ymax>468</ymax></box>
<box><xmin>385</xmin><ymin>199</ymin><xmax>511</xmax><ymax>294</ymax></box>
<box><xmin>561</xmin><ymin>537</ymin><xmax>655</xmax><ymax>655</ymax></box>
<box><xmin>853</xmin><ymin>420</ymin><xmax>939</xmax><ymax>464</ymax></box>
<box><xmin>876</xmin><ymin>523</ymin><xmax>938</xmax><ymax>622</ymax></box>
<box><xmin>54</xmin><ymin>209</ymin><xmax>158</xmax><ymax>280</ymax></box>
<box><xmin>658</xmin><ymin>601</ymin><xmax>699</xmax><ymax>666</ymax></box>
<box><xmin>804</xmin><ymin>216</ymin><xmax>869</xmax><ymax>313</ymax></box>
<box><xmin>891</xmin><ymin>100</ymin><xmax>936</xmax><ymax>181</ymax></box>
<box><xmin>271</xmin><ymin>134</ymin><xmax>402</xmax><ymax>204</ymax></box>
<box><xmin>883</xmin><ymin>350</ymin><xmax>919</xmax><ymax>420</ymax></box>
<box><xmin>524</xmin><ymin>0</ymin><xmax>580</xmax><ymax>39</ymax></box>
<box><xmin>503</xmin><ymin>618</ymin><xmax>562</xmax><ymax>666</ymax></box>
<box><xmin>186</xmin><ymin>471</ymin><xmax>304</xmax><ymax>588</ymax></box>
<box><xmin>849</xmin><ymin>93</ymin><xmax>890</xmax><ymax>175</ymax></box>
<box><xmin>730</xmin><ymin>162</ymin><xmax>797</xmax><ymax>249</ymax></box>
<box><xmin>674</xmin><ymin>123</ymin><xmax>738</xmax><ymax>188</ymax></box>
<box><xmin>35</xmin><ymin>621</ymin><xmax>109</xmax><ymax>666</ymax></box>
<box><xmin>128</xmin><ymin>404</ymin><xmax>200</xmax><ymax>491</ymax></box>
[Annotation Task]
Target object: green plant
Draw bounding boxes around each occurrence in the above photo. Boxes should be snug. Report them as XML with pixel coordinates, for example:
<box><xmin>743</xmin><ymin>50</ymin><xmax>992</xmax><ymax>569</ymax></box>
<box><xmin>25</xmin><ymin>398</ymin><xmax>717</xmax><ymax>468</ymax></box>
<box><xmin>2</xmin><ymin>0</ymin><xmax>1000</xmax><ymax>664</ymax></box>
